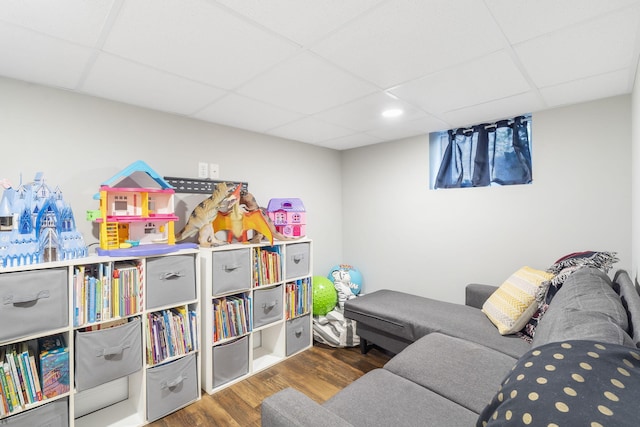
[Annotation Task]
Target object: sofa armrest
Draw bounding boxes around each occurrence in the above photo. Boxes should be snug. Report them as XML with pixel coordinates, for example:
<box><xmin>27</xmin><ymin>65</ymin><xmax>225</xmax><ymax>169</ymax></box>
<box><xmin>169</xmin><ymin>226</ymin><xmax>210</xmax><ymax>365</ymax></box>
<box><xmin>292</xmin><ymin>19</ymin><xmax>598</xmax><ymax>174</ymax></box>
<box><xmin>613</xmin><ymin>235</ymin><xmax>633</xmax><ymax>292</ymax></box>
<box><xmin>465</xmin><ymin>284</ymin><xmax>498</xmax><ymax>309</ymax></box>
<box><xmin>261</xmin><ymin>388</ymin><xmax>353</xmax><ymax>427</ymax></box>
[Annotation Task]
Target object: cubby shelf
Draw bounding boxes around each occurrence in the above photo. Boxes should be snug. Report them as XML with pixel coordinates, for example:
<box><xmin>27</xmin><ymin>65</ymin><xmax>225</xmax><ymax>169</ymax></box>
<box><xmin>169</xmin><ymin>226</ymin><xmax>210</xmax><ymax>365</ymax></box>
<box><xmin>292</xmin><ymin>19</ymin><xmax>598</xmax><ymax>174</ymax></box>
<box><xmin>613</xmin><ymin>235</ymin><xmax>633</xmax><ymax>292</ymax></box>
<box><xmin>199</xmin><ymin>239</ymin><xmax>313</xmax><ymax>394</ymax></box>
<box><xmin>0</xmin><ymin>248</ymin><xmax>201</xmax><ymax>427</ymax></box>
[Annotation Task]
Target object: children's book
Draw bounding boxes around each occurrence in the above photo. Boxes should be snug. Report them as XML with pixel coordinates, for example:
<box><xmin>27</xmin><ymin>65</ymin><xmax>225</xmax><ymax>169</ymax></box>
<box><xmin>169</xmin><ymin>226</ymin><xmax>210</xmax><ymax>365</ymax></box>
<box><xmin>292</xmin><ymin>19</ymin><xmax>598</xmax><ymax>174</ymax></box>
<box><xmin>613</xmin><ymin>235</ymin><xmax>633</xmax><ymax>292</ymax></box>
<box><xmin>38</xmin><ymin>335</ymin><xmax>69</xmax><ymax>398</ymax></box>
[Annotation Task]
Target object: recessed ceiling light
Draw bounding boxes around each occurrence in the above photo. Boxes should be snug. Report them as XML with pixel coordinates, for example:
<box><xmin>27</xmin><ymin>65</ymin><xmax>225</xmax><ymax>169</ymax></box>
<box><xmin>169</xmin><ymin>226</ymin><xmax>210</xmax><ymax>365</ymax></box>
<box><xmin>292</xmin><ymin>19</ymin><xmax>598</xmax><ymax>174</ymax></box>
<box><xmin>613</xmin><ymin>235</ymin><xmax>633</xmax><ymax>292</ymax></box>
<box><xmin>382</xmin><ymin>108</ymin><xmax>404</xmax><ymax>118</ymax></box>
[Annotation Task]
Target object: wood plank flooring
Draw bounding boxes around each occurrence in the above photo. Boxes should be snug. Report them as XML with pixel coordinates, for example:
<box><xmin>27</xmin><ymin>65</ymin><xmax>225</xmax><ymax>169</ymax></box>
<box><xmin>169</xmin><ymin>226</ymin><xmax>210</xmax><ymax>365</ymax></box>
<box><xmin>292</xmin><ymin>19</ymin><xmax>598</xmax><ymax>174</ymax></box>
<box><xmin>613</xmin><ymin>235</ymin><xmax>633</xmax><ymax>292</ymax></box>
<box><xmin>149</xmin><ymin>344</ymin><xmax>391</xmax><ymax>427</ymax></box>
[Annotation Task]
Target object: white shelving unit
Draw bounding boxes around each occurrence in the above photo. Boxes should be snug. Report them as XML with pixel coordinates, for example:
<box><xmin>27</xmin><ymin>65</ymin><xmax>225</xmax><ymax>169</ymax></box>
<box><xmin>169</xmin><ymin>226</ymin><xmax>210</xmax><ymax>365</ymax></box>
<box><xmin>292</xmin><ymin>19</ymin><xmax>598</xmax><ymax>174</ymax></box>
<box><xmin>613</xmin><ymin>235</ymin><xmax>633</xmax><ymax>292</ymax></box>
<box><xmin>200</xmin><ymin>239</ymin><xmax>313</xmax><ymax>394</ymax></box>
<box><xmin>0</xmin><ymin>248</ymin><xmax>201</xmax><ymax>427</ymax></box>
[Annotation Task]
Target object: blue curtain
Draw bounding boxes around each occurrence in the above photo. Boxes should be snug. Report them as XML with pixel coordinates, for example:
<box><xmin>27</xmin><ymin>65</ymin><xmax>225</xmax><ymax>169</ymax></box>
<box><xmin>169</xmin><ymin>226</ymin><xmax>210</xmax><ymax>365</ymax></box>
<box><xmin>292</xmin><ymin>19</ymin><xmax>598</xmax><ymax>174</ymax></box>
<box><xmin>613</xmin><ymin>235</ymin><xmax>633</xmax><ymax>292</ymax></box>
<box><xmin>435</xmin><ymin>116</ymin><xmax>532</xmax><ymax>188</ymax></box>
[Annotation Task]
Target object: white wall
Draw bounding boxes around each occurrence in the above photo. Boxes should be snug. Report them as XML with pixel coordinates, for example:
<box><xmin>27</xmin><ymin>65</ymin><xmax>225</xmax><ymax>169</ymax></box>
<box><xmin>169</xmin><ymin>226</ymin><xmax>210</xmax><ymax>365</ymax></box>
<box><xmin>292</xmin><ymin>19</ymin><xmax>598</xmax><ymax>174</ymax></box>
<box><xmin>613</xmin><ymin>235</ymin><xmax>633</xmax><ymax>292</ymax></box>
<box><xmin>632</xmin><ymin>64</ymin><xmax>640</xmax><ymax>279</ymax></box>
<box><xmin>0</xmin><ymin>77</ymin><xmax>343</xmax><ymax>274</ymax></box>
<box><xmin>342</xmin><ymin>95</ymin><xmax>632</xmax><ymax>304</ymax></box>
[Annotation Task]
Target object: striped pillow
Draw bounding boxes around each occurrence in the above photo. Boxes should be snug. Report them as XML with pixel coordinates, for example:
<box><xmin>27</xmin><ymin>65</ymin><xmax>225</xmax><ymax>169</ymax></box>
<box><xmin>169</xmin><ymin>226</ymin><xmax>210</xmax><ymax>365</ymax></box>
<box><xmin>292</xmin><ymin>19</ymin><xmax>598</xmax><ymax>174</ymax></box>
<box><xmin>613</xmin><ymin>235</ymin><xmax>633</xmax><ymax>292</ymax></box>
<box><xmin>482</xmin><ymin>266</ymin><xmax>553</xmax><ymax>335</ymax></box>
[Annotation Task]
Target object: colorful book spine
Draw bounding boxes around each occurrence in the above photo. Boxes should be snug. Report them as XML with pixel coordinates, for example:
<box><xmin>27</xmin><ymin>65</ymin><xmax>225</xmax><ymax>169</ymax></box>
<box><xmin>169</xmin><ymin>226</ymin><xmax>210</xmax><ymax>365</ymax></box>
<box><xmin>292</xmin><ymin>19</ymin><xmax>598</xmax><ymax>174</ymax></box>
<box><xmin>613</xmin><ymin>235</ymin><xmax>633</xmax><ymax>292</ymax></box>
<box><xmin>28</xmin><ymin>354</ymin><xmax>43</xmax><ymax>402</ymax></box>
<box><xmin>0</xmin><ymin>364</ymin><xmax>13</xmax><ymax>414</ymax></box>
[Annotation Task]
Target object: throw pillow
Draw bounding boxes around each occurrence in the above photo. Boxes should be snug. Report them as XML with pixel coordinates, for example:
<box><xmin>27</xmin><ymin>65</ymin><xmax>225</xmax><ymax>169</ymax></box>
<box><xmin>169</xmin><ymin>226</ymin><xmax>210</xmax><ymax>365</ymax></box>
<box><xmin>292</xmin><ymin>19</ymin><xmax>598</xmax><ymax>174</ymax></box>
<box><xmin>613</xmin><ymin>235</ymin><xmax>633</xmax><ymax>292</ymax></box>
<box><xmin>476</xmin><ymin>340</ymin><xmax>640</xmax><ymax>427</ymax></box>
<box><xmin>482</xmin><ymin>267</ymin><xmax>553</xmax><ymax>335</ymax></box>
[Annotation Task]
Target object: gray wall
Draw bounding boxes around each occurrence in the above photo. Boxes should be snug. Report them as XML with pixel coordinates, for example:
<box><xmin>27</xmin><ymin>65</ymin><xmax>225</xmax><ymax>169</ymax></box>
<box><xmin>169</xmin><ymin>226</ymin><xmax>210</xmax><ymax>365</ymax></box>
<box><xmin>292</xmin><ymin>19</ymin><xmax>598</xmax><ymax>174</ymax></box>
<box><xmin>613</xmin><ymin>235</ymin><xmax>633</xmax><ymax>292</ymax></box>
<box><xmin>342</xmin><ymin>95</ymin><xmax>632</xmax><ymax>303</ymax></box>
<box><xmin>633</xmin><ymin>64</ymin><xmax>640</xmax><ymax>281</ymax></box>
<box><xmin>0</xmin><ymin>76</ymin><xmax>343</xmax><ymax>275</ymax></box>
<box><xmin>1</xmin><ymin>77</ymin><xmax>635</xmax><ymax>305</ymax></box>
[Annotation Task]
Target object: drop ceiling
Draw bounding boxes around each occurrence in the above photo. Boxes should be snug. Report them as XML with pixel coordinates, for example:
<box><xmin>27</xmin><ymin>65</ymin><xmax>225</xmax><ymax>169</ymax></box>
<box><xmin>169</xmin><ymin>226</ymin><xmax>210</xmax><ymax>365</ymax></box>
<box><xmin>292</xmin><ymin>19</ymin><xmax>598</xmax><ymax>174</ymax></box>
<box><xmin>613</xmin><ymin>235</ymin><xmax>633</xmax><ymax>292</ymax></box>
<box><xmin>1</xmin><ymin>0</ymin><xmax>639</xmax><ymax>150</ymax></box>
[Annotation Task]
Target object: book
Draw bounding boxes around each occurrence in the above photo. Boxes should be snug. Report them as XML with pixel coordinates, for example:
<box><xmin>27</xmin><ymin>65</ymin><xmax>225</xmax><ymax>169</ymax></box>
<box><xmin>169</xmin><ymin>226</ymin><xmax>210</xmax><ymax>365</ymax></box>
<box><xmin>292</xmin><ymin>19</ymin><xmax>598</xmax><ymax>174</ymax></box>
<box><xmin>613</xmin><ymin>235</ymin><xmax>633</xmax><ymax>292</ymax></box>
<box><xmin>38</xmin><ymin>335</ymin><xmax>70</xmax><ymax>399</ymax></box>
<box><xmin>6</xmin><ymin>350</ymin><xmax>26</xmax><ymax>407</ymax></box>
<box><xmin>0</xmin><ymin>364</ymin><xmax>13</xmax><ymax>413</ymax></box>
<box><xmin>2</xmin><ymin>362</ymin><xmax>17</xmax><ymax>412</ymax></box>
<box><xmin>28</xmin><ymin>354</ymin><xmax>43</xmax><ymax>401</ymax></box>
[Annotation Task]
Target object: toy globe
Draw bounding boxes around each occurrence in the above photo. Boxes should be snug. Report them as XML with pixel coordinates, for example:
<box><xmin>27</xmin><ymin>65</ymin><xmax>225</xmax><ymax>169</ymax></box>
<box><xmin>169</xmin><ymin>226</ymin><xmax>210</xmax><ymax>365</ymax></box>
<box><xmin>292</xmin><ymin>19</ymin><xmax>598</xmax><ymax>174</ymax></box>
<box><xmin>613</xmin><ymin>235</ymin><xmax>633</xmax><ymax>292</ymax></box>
<box><xmin>312</xmin><ymin>275</ymin><xmax>338</xmax><ymax>316</ymax></box>
<box><xmin>328</xmin><ymin>264</ymin><xmax>363</xmax><ymax>296</ymax></box>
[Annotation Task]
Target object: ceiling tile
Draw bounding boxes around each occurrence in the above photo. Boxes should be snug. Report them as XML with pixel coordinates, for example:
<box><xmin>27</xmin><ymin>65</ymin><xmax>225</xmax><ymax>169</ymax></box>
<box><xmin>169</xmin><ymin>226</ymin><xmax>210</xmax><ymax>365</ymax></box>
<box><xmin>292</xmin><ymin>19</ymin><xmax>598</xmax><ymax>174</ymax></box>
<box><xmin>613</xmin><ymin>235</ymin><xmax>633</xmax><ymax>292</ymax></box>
<box><xmin>364</xmin><ymin>114</ymin><xmax>449</xmax><ymax>141</ymax></box>
<box><xmin>195</xmin><ymin>93</ymin><xmax>303</xmax><ymax>133</ymax></box>
<box><xmin>315</xmin><ymin>133</ymin><xmax>385</xmax><ymax>150</ymax></box>
<box><xmin>389</xmin><ymin>50</ymin><xmax>531</xmax><ymax>115</ymax></box>
<box><xmin>515</xmin><ymin>9</ymin><xmax>640</xmax><ymax>88</ymax></box>
<box><xmin>0</xmin><ymin>0</ymin><xmax>114</xmax><ymax>46</ymax></box>
<box><xmin>540</xmin><ymin>69</ymin><xmax>631</xmax><ymax>108</ymax></box>
<box><xmin>237</xmin><ymin>51</ymin><xmax>377</xmax><ymax>115</ymax></box>
<box><xmin>314</xmin><ymin>92</ymin><xmax>430</xmax><ymax>132</ymax></box>
<box><xmin>267</xmin><ymin>116</ymin><xmax>356</xmax><ymax>144</ymax></box>
<box><xmin>214</xmin><ymin>0</ymin><xmax>385</xmax><ymax>46</ymax></box>
<box><xmin>103</xmin><ymin>0</ymin><xmax>300</xmax><ymax>89</ymax></box>
<box><xmin>81</xmin><ymin>53</ymin><xmax>227</xmax><ymax>116</ymax></box>
<box><xmin>440</xmin><ymin>92</ymin><xmax>544</xmax><ymax>129</ymax></box>
<box><xmin>0</xmin><ymin>22</ymin><xmax>93</xmax><ymax>89</ymax></box>
<box><xmin>311</xmin><ymin>0</ymin><xmax>505</xmax><ymax>88</ymax></box>
<box><xmin>486</xmin><ymin>0</ymin><xmax>640</xmax><ymax>44</ymax></box>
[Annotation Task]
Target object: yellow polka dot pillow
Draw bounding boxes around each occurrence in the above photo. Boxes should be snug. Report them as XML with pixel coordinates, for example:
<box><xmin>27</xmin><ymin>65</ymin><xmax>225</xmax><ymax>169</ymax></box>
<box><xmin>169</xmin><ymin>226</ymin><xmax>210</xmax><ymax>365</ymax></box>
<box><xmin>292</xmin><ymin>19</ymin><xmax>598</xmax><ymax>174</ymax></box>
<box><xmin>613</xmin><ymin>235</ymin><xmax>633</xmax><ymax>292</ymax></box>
<box><xmin>477</xmin><ymin>340</ymin><xmax>640</xmax><ymax>426</ymax></box>
<box><xmin>482</xmin><ymin>266</ymin><xmax>553</xmax><ymax>335</ymax></box>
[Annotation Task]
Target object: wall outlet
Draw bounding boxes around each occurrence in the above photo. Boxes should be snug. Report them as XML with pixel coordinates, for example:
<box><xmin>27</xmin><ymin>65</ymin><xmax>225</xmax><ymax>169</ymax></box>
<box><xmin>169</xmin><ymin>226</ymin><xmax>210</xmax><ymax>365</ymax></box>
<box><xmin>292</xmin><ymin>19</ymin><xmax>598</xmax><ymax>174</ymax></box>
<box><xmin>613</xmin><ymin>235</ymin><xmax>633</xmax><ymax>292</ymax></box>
<box><xmin>198</xmin><ymin>162</ymin><xmax>209</xmax><ymax>178</ymax></box>
<box><xmin>210</xmin><ymin>163</ymin><xmax>220</xmax><ymax>179</ymax></box>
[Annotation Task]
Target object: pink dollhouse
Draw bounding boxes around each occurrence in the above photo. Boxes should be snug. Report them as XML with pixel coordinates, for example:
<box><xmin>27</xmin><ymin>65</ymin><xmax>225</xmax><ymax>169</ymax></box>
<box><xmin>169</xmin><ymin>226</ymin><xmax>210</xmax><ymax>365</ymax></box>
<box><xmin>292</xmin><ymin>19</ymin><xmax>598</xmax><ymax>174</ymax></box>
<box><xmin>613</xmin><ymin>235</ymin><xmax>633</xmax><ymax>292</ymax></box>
<box><xmin>267</xmin><ymin>198</ymin><xmax>306</xmax><ymax>238</ymax></box>
<box><xmin>93</xmin><ymin>160</ymin><xmax>191</xmax><ymax>256</ymax></box>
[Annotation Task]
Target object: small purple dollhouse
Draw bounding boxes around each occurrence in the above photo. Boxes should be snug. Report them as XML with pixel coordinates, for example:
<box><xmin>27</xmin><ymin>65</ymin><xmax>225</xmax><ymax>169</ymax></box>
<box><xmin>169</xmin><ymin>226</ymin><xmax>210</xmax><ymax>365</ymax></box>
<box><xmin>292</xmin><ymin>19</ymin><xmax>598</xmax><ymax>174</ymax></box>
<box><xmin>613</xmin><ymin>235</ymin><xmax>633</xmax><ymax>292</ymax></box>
<box><xmin>267</xmin><ymin>198</ymin><xmax>306</xmax><ymax>238</ymax></box>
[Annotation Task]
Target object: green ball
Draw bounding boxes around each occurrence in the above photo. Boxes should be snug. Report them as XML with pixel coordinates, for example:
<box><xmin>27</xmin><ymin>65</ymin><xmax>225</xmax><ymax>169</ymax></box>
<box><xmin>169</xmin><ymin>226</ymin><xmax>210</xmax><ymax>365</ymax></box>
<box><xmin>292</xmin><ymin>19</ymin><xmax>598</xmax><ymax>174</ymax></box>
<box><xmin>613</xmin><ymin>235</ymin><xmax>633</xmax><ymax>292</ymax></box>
<box><xmin>312</xmin><ymin>275</ymin><xmax>337</xmax><ymax>316</ymax></box>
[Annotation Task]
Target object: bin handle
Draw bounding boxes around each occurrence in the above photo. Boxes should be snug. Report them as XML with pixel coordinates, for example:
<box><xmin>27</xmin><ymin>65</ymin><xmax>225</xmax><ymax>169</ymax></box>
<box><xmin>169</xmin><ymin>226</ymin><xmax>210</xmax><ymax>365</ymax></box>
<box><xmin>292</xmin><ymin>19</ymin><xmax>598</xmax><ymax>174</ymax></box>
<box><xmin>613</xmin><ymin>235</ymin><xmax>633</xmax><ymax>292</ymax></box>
<box><xmin>262</xmin><ymin>300</ymin><xmax>277</xmax><ymax>311</ymax></box>
<box><xmin>161</xmin><ymin>374</ymin><xmax>186</xmax><ymax>389</ymax></box>
<box><xmin>162</xmin><ymin>271</ymin><xmax>185</xmax><ymax>280</ymax></box>
<box><xmin>292</xmin><ymin>255</ymin><xmax>304</xmax><ymax>264</ymax></box>
<box><xmin>96</xmin><ymin>343</ymin><xmax>130</xmax><ymax>357</ymax></box>
<box><xmin>224</xmin><ymin>264</ymin><xmax>241</xmax><ymax>272</ymax></box>
<box><xmin>3</xmin><ymin>290</ymin><xmax>50</xmax><ymax>305</ymax></box>
<box><xmin>294</xmin><ymin>328</ymin><xmax>303</xmax><ymax>337</ymax></box>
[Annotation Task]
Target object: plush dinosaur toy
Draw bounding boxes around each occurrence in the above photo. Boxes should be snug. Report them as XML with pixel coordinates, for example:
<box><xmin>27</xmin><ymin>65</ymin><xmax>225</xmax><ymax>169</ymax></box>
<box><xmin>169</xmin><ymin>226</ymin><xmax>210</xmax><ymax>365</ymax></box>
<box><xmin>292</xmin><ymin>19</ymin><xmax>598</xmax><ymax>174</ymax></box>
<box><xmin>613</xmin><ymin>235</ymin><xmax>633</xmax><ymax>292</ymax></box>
<box><xmin>237</xmin><ymin>191</ymin><xmax>302</xmax><ymax>243</ymax></box>
<box><xmin>175</xmin><ymin>182</ymin><xmax>239</xmax><ymax>247</ymax></box>
<box><xmin>212</xmin><ymin>188</ymin><xmax>274</xmax><ymax>244</ymax></box>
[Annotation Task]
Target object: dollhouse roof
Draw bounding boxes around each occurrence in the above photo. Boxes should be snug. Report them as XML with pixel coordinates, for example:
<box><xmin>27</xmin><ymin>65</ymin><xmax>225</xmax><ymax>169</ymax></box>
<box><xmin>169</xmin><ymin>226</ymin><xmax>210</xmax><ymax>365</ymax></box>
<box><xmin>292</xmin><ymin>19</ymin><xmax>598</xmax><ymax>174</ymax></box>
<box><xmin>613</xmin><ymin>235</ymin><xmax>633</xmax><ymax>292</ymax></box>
<box><xmin>100</xmin><ymin>160</ymin><xmax>174</xmax><ymax>190</ymax></box>
<box><xmin>267</xmin><ymin>198</ymin><xmax>305</xmax><ymax>212</ymax></box>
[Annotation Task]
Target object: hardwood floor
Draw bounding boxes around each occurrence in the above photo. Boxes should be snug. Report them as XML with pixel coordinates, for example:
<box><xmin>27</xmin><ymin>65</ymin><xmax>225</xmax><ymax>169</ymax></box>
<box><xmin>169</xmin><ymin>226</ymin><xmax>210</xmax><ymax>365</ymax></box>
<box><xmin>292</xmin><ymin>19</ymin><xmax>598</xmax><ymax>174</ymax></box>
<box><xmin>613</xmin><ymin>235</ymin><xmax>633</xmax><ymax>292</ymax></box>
<box><xmin>149</xmin><ymin>343</ymin><xmax>391</xmax><ymax>427</ymax></box>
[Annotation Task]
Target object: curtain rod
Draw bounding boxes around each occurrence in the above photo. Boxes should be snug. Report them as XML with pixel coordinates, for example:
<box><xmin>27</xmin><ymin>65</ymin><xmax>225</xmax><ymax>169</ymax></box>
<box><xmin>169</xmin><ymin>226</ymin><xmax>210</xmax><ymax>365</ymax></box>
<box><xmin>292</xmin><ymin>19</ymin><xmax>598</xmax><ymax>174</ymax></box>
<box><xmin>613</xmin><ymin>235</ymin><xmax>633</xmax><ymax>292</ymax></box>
<box><xmin>460</xmin><ymin>115</ymin><xmax>530</xmax><ymax>133</ymax></box>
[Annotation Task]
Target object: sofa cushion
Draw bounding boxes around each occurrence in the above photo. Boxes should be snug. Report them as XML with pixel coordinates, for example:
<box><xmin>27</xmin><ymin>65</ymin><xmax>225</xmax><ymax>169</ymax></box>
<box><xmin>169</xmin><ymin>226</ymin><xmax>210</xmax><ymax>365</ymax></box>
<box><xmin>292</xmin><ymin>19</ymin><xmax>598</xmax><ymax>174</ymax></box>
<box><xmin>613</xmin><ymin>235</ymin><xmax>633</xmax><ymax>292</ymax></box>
<box><xmin>613</xmin><ymin>270</ymin><xmax>640</xmax><ymax>347</ymax></box>
<box><xmin>532</xmin><ymin>267</ymin><xmax>632</xmax><ymax>348</ymax></box>
<box><xmin>477</xmin><ymin>340</ymin><xmax>640</xmax><ymax>426</ymax></box>
<box><xmin>521</xmin><ymin>251</ymin><xmax>619</xmax><ymax>341</ymax></box>
<box><xmin>482</xmin><ymin>266</ymin><xmax>553</xmax><ymax>335</ymax></box>
<box><xmin>344</xmin><ymin>290</ymin><xmax>530</xmax><ymax>358</ymax></box>
<box><xmin>384</xmin><ymin>333</ymin><xmax>517</xmax><ymax>414</ymax></box>
<box><xmin>323</xmin><ymin>368</ymin><xmax>478</xmax><ymax>427</ymax></box>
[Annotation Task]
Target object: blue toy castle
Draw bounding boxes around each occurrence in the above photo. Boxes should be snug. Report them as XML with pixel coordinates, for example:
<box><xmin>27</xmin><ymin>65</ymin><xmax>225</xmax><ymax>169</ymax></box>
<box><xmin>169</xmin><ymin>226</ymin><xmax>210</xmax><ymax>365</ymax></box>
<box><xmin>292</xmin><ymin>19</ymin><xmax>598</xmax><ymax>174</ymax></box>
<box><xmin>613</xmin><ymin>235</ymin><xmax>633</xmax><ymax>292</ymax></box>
<box><xmin>0</xmin><ymin>173</ymin><xmax>88</xmax><ymax>268</ymax></box>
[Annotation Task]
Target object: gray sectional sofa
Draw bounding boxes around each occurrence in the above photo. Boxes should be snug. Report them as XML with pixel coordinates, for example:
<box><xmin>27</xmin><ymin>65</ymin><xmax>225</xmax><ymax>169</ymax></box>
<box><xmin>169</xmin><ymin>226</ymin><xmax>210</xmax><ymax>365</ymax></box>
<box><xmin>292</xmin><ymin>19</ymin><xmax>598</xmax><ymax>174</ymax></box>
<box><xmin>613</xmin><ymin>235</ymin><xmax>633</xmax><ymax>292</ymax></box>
<box><xmin>261</xmin><ymin>267</ymin><xmax>640</xmax><ymax>426</ymax></box>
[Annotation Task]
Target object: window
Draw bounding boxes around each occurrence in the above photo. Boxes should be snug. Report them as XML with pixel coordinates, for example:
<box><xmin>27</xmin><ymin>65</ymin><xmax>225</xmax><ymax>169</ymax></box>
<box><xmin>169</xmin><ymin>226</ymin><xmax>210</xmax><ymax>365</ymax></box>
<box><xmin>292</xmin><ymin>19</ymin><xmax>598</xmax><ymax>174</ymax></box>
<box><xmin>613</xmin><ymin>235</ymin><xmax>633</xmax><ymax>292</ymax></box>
<box><xmin>429</xmin><ymin>114</ymin><xmax>532</xmax><ymax>189</ymax></box>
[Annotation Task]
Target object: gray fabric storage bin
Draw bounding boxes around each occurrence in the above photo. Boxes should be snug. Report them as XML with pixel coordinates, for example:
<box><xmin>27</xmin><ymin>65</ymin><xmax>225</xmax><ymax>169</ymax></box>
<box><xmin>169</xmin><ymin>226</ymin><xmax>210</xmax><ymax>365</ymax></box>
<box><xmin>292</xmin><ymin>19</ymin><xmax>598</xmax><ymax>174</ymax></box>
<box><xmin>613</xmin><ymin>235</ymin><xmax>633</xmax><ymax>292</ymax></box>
<box><xmin>285</xmin><ymin>243</ymin><xmax>310</xmax><ymax>280</ymax></box>
<box><xmin>146</xmin><ymin>254</ymin><xmax>196</xmax><ymax>310</ymax></box>
<box><xmin>253</xmin><ymin>285</ymin><xmax>283</xmax><ymax>329</ymax></box>
<box><xmin>75</xmin><ymin>318</ymin><xmax>142</xmax><ymax>391</ymax></box>
<box><xmin>0</xmin><ymin>267</ymin><xmax>68</xmax><ymax>342</ymax></box>
<box><xmin>2</xmin><ymin>396</ymin><xmax>68</xmax><ymax>427</ymax></box>
<box><xmin>286</xmin><ymin>314</ymin><xmax>311</xmax><ymax>356</ymax></box>
<box><xmin>212</xmin><ymin>249</ymin><xmax>251</xmax><ymax>295</ymax></box>
<box><xmin>213</xmin><ymin>335</ymin><xmax>249</xmax><ymax>388</ymax></box>
<box><xmin>146</xmin><ymin>353</ymin><xmax>198</xmax><ymax>422</ymax></box>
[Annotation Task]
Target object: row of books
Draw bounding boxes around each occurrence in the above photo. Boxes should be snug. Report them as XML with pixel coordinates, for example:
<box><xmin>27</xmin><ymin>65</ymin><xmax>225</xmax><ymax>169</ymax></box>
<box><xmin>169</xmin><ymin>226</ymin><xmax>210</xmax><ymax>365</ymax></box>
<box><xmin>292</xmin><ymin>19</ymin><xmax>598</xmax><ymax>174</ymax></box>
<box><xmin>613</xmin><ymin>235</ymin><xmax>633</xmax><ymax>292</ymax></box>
<box><xmin>146</xmin><ymin>307</ymin><xmax>198</xmax><ymax>366</ymax></box>
<box><xmin>285</xmin><ymin>278</ymin><xmax>312</xmax><ymax>319</ymax></box>
<box><xmin>73</xmin><ymin>262</ymin><xmax>143</xmax><ymax>326</ymax></box>
<box><xmin>213</xmin><ymin>294</ymin><xmax>252</xmax><ymax>343</ymax></box>
<box><xmin>0</xmin><ymin>335</ymin><xmax>69</xmax><ymax>417</ymax></box>
<box><xmin>253</xmin><ymin>247</ymin><xmax>282</xmax><ymax>287</ymax></box>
